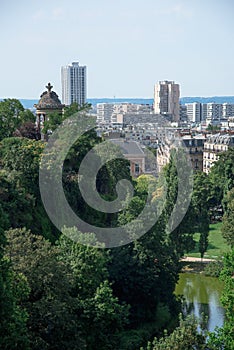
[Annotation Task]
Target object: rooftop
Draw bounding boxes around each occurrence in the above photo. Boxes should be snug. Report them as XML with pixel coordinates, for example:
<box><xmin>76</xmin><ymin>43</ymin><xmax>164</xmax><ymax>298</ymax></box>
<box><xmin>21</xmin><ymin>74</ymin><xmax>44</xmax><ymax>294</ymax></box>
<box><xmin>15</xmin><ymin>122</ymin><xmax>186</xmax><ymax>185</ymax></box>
<box><xmin>34</xmin><ymin>83</ymin><xmax>64</xmax><ymax>110</ymax></box>
<box><xmin>110</xmin><ymin>139</ymin><xmax>145</xmax><ymax>156</ymax></box>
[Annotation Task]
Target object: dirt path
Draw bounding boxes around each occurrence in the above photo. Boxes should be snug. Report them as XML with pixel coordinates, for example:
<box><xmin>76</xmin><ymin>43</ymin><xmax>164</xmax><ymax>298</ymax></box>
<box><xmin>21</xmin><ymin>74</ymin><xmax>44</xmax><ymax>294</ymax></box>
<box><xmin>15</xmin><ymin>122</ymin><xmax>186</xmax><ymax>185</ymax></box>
<box><xmin>181</xmin><ymin>256</ymin><xmax>216</xmax><ymax>263</ymax></box>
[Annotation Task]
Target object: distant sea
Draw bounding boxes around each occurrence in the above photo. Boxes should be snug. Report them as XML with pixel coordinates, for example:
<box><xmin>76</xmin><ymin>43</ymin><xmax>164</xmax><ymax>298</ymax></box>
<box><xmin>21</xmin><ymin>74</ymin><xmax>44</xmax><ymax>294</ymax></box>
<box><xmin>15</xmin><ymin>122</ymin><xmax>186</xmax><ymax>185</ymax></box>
<box><xmin>1</xmin><ymin>96</ymin><xmax>234</xmax><ymax>109</ymax></box>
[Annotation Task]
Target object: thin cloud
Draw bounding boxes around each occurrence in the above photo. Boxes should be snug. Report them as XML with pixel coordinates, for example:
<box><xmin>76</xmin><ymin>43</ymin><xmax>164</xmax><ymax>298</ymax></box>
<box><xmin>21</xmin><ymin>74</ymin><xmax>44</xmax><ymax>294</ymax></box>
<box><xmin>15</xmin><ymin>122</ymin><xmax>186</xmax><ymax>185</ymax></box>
<box><xmin>52</xmin><ymin>7</ymin><xmax>65</xmax><ymax>20</ymax></box>
<box><xmin>32</xmin><ymin>10</ymin><xmax>45</xmax><ymax>21</ymax></box>
<box><xmin>157</xmin><ymin>3</ymin><xmax>193</xmax><ymax>18</ymax></box>
<box><xmin>32</xmin><ymin>7</ymin><xmax>65</xmax><ymax>22</ymax></box>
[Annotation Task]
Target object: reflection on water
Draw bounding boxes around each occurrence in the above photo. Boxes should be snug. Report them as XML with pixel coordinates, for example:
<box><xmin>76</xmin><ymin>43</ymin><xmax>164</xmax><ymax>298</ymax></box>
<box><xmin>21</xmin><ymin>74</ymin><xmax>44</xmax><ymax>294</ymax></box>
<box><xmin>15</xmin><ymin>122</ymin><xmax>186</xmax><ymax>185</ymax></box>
<box><xmin>175</xmin><ymin>273</ymin><xmax>225</xmax><ymax>332</ymax></box>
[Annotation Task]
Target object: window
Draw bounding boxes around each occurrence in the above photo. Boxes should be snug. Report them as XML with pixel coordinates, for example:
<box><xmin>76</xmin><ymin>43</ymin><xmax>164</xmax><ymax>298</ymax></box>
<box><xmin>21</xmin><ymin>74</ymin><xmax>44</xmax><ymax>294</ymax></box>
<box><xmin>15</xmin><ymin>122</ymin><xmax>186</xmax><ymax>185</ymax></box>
<box><xmin>135</xmin><ymin>163</ymin><xmax>140</xmax><ymax>174</ymax></box>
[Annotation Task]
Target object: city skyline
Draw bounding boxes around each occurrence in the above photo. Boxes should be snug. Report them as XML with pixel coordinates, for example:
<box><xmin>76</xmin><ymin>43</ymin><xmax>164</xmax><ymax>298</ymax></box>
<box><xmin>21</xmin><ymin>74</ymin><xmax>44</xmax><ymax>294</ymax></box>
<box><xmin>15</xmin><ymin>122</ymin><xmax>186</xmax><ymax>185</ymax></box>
<box><xmin>0</xmin><ymin>0</ymin><xmax>234</xmax><ymax>99</ymax></box>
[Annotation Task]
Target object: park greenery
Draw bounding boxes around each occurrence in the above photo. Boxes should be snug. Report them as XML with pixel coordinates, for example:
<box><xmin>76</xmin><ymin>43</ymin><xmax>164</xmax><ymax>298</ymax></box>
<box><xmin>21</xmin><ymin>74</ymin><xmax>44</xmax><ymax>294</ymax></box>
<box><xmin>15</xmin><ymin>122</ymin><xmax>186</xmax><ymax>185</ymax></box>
<box><xmin>0</xmin><ymin>99</ymin><xmax>233</xmax><ymax>349</ymax></box>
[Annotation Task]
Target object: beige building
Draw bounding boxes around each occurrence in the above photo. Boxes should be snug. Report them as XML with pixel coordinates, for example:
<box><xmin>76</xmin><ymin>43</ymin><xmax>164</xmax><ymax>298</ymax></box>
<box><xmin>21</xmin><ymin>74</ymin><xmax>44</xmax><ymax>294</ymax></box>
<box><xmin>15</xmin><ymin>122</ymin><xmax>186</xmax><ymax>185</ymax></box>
<box><xmin>203</xmin><ymin>134</ymin><xmax>234</xmax><ymax>174</ymax></box>
<box><xmin>154</xmin><ymin>80</ymin><xmax>180</xmax><ymax>122</ymax></box>
<box><xmin>157</xmin><ymin>134</ymin><xmax>205</xmax><ymax>173</ymax></box>
<box><xmin>110</xmin><ymin>139</ymin><xmax>145</xmax><ymax>177</ymax></box>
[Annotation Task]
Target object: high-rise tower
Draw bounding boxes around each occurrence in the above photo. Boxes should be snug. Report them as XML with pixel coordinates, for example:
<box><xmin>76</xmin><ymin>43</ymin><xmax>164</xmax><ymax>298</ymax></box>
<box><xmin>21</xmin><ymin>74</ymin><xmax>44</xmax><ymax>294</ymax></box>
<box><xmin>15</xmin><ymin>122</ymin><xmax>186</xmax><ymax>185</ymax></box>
<box><xmin>154</xmin><ymin>80</ymin><xmax>180</xmax><ymax>122</ymax></box>
<box><xmin>61</xmin><ymin>62</ymin><xmax>87</xmax><ymax>106</ymax></box>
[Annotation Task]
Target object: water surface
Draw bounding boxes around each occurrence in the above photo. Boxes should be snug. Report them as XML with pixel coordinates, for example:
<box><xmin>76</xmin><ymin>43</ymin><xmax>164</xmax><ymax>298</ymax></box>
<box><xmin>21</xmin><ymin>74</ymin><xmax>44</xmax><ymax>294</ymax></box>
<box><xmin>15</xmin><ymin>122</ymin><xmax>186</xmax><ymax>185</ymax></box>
<box><xmin>175</xmin><ymin>273</ymin><xmax>225</xmax><ymax>332</ymax></box>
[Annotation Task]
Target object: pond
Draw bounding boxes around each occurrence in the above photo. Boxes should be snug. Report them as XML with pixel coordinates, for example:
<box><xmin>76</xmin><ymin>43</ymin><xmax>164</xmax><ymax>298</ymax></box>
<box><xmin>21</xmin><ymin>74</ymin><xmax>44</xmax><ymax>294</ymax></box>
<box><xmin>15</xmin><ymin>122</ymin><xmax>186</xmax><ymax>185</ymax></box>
<box><xmin>175</xmin><ymin>273</ymin><xmax>225</xmax><ymax>332</ymax></box>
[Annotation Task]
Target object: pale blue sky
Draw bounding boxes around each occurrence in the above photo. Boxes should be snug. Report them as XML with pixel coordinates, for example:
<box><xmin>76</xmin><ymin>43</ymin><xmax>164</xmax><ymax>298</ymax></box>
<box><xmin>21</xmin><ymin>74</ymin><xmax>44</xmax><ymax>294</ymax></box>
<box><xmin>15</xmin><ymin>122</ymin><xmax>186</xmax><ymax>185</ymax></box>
<box><xmin>1</xmin><ymin>0</ymin><xmax>234</xmax><ymax>98</ymax></box>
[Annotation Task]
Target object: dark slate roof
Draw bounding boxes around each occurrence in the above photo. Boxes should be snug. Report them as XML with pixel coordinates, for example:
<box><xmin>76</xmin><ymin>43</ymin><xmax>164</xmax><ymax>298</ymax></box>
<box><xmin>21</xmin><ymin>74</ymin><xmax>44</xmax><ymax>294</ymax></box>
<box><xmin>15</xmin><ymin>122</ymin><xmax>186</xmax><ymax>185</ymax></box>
<box><xmin>110</xmin><ymin>139</ymin><xmax>145</xmax><ymax>156</ymax></box>
<box><xmin>34</xmin><ymin>83</ymin><xmax>64</xmax><ymax>110</ymax></box>
<box><xmin>183</xmin><ymin>138</ymin><xmax>205</xmax><ymax>147</ymax></box>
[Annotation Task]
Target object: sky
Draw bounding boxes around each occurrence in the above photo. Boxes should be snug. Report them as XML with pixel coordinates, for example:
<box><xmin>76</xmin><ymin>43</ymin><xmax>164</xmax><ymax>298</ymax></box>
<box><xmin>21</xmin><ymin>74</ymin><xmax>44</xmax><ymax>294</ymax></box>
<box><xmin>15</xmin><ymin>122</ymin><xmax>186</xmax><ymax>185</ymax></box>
<box><xmin>0</xmin><ymin>0</ymin><xmax>234</xmax><ymax>99</ymax></box>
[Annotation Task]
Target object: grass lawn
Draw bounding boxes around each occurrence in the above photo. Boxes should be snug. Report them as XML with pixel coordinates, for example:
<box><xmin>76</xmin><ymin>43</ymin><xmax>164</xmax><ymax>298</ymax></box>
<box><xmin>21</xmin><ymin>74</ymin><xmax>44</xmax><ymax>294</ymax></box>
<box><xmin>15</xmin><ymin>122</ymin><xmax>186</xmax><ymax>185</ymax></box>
<box><xmin>186</xmin><ymin>222</ymin><xmax>231</xmax><ymax>260</ymax></box>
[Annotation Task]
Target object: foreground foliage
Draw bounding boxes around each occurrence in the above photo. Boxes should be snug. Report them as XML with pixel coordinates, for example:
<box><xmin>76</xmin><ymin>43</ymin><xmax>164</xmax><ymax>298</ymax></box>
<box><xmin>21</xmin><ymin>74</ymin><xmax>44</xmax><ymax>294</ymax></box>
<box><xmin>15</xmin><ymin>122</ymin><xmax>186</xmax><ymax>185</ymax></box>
<box><xmin>141</xmin><ymin>315</ymin><xmax>207</xmax><ymax>350</ymax></box>
<box><xmin>0</xmin><ymin>100</ymin><xmax>234</xmax><ymax>349</ymax></box>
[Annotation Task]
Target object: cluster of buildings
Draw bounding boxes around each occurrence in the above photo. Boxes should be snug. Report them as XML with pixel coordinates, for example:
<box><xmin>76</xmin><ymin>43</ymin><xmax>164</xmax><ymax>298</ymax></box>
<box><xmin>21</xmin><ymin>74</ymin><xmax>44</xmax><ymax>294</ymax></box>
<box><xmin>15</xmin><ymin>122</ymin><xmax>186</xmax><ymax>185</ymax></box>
<box><xmin>59</xmin><ymin>64</ymin><xmax>234</xmax><ymax>129</ymax></box>
<box><xmin>34</xmin><ymin>62</ymin><xmax>234</xmax><ymax>177</ymax></box>
<box><xmin>183</xmin><ymin>102</ymin><xmax>234</xmax><ymax>124</ymax></box>
<box><xmin>97</xmin><ymin>80</ymin><xmax>234</xmax><ymax>128</ymax></box>
<box><xmin>102</xmin><ymin>124</ymin><xmax>234</xmax><ymax>176</ymax></box>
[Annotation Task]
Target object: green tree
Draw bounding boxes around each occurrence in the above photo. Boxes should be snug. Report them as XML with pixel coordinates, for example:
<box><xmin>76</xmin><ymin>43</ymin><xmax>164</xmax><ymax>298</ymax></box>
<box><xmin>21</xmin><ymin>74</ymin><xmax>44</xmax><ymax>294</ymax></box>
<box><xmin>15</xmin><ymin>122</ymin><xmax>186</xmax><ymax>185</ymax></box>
<box><xmin>0</xmin><ymin>138</ymin><xmax>57</xmax><ymax>240</ymax></box>
<box><xmin>82</xmin><ymin>280</ymin><xmax>129</xmax><ymax>350</ymax></box>
<box><xmin>199</xmin><ymin>230</ymin><xmax>209</xmax><ymax>259</ymax></box>
<box><xmin>162</xmin><ymin>152</ymin><xmax>195</xmax><ymax>258</ymax></box>
<box><xmin>57</xmin><ymin>229</ymin><xmax>109</xmax><ymax>298</ymax></box>
<box><xmin>163</xmin><ymin>158</ymin><xmax>211</xmax><ymax>259</ymax></box>
<box><xmin>209</xmin><ymin>147</ymin><xmax>234</xmax><ymax>208</ymax></box>
<box><xmin>42</xmin><ymin>111</ymin><xmax>64</xmax><ymax>134</ymax></box>
<box><xmin>221</xmin><ymin>188</ymin><xmax>234</xmax><ymax>247</ymax></box>
<box><xmin>206</xmin><ymin>124</ymin><xmax>221</xmax><ymax>132</ymax></box>
<box><xmin>141</xmin><ymin>315</ymin><xmax>207</xmax><ymax>350</ymax></box>
<box><xmin>57</xmin><ymin>229</ymin><xmax>129</xmax><ymax>350</ymax></box>
<box><xmin>0</xmin><ymin>99</ymin><xmax>34</xmax><ymax>140</ymax></box>
<box><xmin>208</xmin><ymin>249</ymin><xmax>234</xmax><ymax>349</ymax></box>
<box><xmin>0</xmin><ymin>172</ymin><xmax>34</xmax><ymax>230</ymax></box>
<box><xmin>18</xmin><ymin>109</ymin><xmax>36</xmax><ymax>124</ymax></box>
<box><xmin>0</xmin><ymin>137</ymin><xmax>44</xmax><ymax>195</ymax></box>
<box><xmin>109</xmin><ymin>173</ymin><xmax>180</xmax><ymax>330</ymax></box>
<box><xmin>5</xmin><ymin>228</ymin><xmax>85</xmax><ymax>350</ymax></box>
<box><xmin>14</xmin><ymin>121</ymin><xmax>40</xmax><ymax>140</ymax></box>
<box><xmin>219</xmin><ymin>249</ymin><xmax>234</xmax><ymax>349</ymax></box>
<box><xmin>0</xmin><ymin>228</ymin><xmax>30</xmax><ymax>349</ymax></box>
<box><xmin>192</xmin><ymin>172</ymin><xmax>210</xmax><ymax>258</ymax></box>
<box><xmin>42</xmin><ymin>102</ymin><xmax>92</xmax><ymax>135</ymax></box>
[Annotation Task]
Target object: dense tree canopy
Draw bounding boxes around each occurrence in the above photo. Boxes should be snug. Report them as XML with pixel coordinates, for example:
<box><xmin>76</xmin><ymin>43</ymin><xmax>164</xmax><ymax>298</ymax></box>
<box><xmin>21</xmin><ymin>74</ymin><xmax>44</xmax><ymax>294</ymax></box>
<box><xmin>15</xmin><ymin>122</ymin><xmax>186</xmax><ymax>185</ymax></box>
<box><xmin>209</xmin><ymin>147</ymin><xmax>234</xmax><ymax>206</ymax></box>
<box><xmin>0</xmin><ymin>227</ymin><xmax>29</xmax><ymax>350</ymax></box>
<box><xmin>221</xmin><ymin>188</ymin><xmax>234</xmax><ymax>247</ymax></box>
<box><xmin>0</xmin><ymin>99</ymin><xmax>234</xmax><ymax>349</ymax></box>
<box><xmin>0</xmin><ymin>99</ymin><xmax>35</xmax><ymax>141</ymax></box>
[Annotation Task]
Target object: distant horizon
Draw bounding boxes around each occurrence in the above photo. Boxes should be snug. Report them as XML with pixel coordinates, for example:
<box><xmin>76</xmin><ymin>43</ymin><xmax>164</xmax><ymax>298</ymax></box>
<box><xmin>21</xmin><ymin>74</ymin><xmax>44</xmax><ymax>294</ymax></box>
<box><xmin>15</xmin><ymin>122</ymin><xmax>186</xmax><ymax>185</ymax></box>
<box><xmin>2</xmin><ymin>95</ymin><xmax>234</xmax><ymax>110</ymax></box>
<box><xmin>2</xmin><ymin>94</ymin><xmax>234</xmax><ymax>100</ymax></box>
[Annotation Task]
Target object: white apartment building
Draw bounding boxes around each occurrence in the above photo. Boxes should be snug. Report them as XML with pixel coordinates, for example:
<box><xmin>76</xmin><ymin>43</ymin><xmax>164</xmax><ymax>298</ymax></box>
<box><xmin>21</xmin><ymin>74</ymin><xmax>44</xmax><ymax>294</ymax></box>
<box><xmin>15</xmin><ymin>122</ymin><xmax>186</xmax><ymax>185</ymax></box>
<box><xmin>185</xmin><ymin>103</ymin><xmax>201</xmax><ymax>123</ymax></box>
<box><xmin>154</xmin><ymin>80</ymin><xmax>180</xmax><ymax>122</ymax></box>
<box><xmin>202</xmin><ymin>103</ymin><xmax>223</xmax><ymax>121</ymax></box>
<box><xmin>61</xmin><ymin>62</ymin><xmax>87</xmax><ymax>106</ymax></box>
<box><xmin>203</xmin><ymin>134</ymin><xmax>234</xmax><ymax>174</ymax></box>
<box><xmin>222</xmin><ymin>103</ymin><xmax>234</xmax><ymax>118</ymax></box>
<box><xmin>97</xmin><ymin>103</ymin><xmax>115</xmax><ymax>123</ymax></box>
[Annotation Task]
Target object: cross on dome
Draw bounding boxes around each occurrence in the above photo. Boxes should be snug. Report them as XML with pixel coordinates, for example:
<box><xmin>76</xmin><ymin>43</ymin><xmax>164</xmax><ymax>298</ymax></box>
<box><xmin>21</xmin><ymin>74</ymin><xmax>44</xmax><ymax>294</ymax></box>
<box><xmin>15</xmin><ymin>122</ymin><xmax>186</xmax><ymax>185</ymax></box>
<box><xmin>46</xmin><ymin>82</ymin><xmax>53</xmax><ymax>92</ymax></box>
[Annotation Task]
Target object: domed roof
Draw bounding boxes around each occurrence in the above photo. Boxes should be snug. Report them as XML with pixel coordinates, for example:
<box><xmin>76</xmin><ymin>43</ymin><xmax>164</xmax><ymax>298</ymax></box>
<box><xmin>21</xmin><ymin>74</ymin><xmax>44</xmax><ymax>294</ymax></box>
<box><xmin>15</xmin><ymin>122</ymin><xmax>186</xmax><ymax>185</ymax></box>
<box><xmin>34</xmin><ymin>83</ymin><xmax>65</xmax><ymax>110</ymax></box>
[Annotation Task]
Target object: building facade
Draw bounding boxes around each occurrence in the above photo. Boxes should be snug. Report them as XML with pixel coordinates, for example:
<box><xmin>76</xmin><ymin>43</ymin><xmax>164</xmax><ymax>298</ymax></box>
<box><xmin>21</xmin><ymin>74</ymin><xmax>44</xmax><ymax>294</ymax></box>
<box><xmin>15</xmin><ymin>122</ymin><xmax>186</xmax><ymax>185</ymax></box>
<box><xmin>222</xmin><ymin>103</ymin><xmax>234</xmax><ymax>118</ymax></box>
<box><xmin>154</xmin><ymin>80</ymin><xmax>180</xmax><ymax>122</ymax></box>
<box><xmin>182</xmin><ymin>135</ymin><xmax>205</xmax><ymax>171</ymax></box>
<box><xmin>61</xmin><ymin>62</ymin><xmax>87</xmax><ymax>106</ymax></box>
<box><xmin>157</xmin><ymin>134</ymin><xmax>205</xmax><ymax>173</ymax></box>
<box><xmin>185</xmin><ymin>103</ymin><xmax>201</xmax><ymax>123</ymax></box>
<box><xmin>180</xmin><ymin>104</ymin><xmax>188</xmax><ymax>122</ymax></box>
<box><xmin>202</xmin><ymin>103</ymin><xmax>223</xmax><ymax>122</ymax></box>
<box><xmin>203</xmin><ymin>134</ymin><xmax>234</xmax><ymax>174</ymax></box>
<box><xmin>110</xmin><ymin>139</ymin><xmax>146</xmax><ymax>177</ymax></box>
<box><xmin>97</xmin><ymin>103</ymin><xmax>115</xmax><ymax>123</ymax></box>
